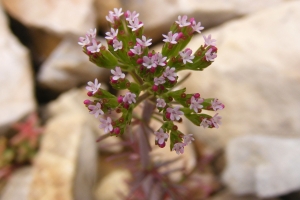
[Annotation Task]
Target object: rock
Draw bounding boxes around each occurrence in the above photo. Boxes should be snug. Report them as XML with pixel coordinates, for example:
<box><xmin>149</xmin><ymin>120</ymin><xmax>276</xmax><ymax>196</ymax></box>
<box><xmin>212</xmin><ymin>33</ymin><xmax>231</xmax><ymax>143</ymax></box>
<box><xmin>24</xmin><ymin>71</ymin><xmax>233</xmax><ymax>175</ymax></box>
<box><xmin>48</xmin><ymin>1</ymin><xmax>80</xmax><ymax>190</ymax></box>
<box><xmin>95</xmin><ymin>0</ymin><xmax>121</xmax><ymax>29</ymax></box>
<box><xmin>176</xmin><ymin>1</ymin><xmax>300</xmax><ymax>151</ymax></box>
<box><xmin>208</xmin><ymin>189</ymin><xmax>280</xmax><ymax>200</ymax></box>
<box><xmin>222</xmin><ymin>135</ymin><xmax>300</xmax><ymax>198</ymax></box>
<box><xmin>2</xmin><ymin>0</ymin><xmax>96</xmax><ymax>36</ymax></box>
<box><xmin>95</xmin><ymin>170</ymin><xmax>130</xmax><ymax>200</ymax></box>
<box><xmin>0</xmin><ymin>167</ymin><xmax>33</xmax><ymax>200</ymax></box>
<box><xmin>0</xmin><ymin>3</ymin><xmax>35</xmax><ymax>133</ymax></box>
<box><xmin>37</xmin><ymin>36</ymin><xmax>110</xmax><ymax>92</ymax></box>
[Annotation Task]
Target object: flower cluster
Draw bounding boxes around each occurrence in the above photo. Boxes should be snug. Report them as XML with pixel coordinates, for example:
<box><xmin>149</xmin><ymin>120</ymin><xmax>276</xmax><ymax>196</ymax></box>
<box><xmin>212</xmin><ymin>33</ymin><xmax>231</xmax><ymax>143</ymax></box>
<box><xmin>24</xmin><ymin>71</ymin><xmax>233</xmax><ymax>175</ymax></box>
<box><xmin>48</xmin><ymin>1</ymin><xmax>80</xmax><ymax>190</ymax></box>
<box><xmin>79</xmin><ymin>8</ymin><xmax>224</xmax><ymax>154</ymax></box>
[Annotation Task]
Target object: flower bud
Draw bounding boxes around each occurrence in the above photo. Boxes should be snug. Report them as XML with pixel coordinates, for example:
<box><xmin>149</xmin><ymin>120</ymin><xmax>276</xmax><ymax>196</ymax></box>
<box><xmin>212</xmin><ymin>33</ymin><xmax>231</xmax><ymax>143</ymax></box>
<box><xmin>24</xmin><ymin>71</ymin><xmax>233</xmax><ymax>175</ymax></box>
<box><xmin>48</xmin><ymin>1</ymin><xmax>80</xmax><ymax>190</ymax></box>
<box><xmin>118</xmin><ymin>96</ymin><xmax>123</xmax><ymax>103</ymax></box>
<box><xmin>83</xmin><ymin>99</ymin><xmax>92</xmax><ymax>105</ymax></box>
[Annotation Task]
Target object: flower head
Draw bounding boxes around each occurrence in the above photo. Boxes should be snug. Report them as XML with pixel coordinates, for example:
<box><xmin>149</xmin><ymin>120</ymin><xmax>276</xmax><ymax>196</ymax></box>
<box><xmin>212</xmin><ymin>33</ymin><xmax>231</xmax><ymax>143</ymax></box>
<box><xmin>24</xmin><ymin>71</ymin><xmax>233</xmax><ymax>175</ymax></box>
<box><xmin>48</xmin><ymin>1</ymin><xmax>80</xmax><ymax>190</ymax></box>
<box><xmin>191</xmin><ymin>21</ymin><xmax>204</xmax><ymax>33</ymax></box>
<box><xmin>137</xmin><ymin>35</ymin><xmax>152</xmax><ymax>47</ymax></box>
<box><xmin>86</xmin><ymin>78</ymin><xmax>101</xmax><ymax>94</ymax></box>
<box><xmin>87</xmin><ymin>39</ymin><xmax>101</xmax><ymax>53</ymax></box>
<box><xmin>125</xmin><ymin>10</ymin><xmax>139</xmax><ymax>22</ymax></box>
<box><xmin>112</xmin><ymin>8</ymin><xmax>123</xmax><ymax>18</ymax></box>
<box><xmin>205</xmin><ymin>48</ymin><xmax>217</xmax><ymax>62</ymax></box>
<box><xmin>166</xmin><ymin>106</ymin><xmax>183</xmax><ymax>121</ymax></box>
<box><xmin>190</xmin><ymin>96</ymin><xmax>204</xmax><ymax>112</ymax></box>
<box><xmin>128</xmin><ymin>18</ymin><xmax>143</xmax><ymax>31</ymax></box>
<box><xmin>78</xmin><ymin>35</ymin><xmax>90</xmax><ymax>47</ymax></box>
<box><xmin>211</xmin><ymin>113</ymin><xmax>222</xmax><ymax>128</ymax></box>
<box><xmin>88</xmin><ymin>103</ymin><xmax>104</xmax><ymax>118</ymax></box>
<box><xmin>172</xmin><ymin>143</ymin><xmax>185</xmax><ymax>155</ymax></box>
<box><xmin>200</xmin><ymin>118</ymin><xmax>211</xmax><ymax>129</ymax></box>
<box><xmin>99</xmin><ymin>117</ymin><xmax>113</xmax><ymax>133</ymax></box>
<box><xmin>211</xmin><ymin>99</ymin><xmax>224</xmax><ymax>111</ymax></box>
<box><xmin>111</xmin><ymin>67</ymin><xmax>125</xmax><ymax>80</ymax></box>
<box><xmin>162</xmin><ymin>31</ymin><xmax>178</xmax><ymax>44</ymax></box>
<box><xmin>87</xmin><ymin>28</ymin><xmax>97</xmax><ymax>38</ymax></box>
<box><xmin>154</xmin><ymin>76</ymin><xmax>166</xmax><ymax>85</ymax></box>
<box><xmin>175</xmin><ymin>15</ymin><xmax>191</xmax><ymax>27</ymax></box>
<box><xmin>106</xmin><ymin>12</ymin><xmax>115</xmax><ymax>23</ymax></box>
<box><xmin>113</xmin><ymin>39</ymin><xmax>123</xmax><ymax>51</ymax></box>
<box><xmin>183</xmin><ymin>134</ymin><xmax>194</xmax><ymax>146</ymax></box>
<box><xmin>105</xmin><ymin>28</ymin><xmax>118</xmax><ymax>40</ymax></box>
<box><xmin>156</xmin><ymin>98</ymin><xmax>166</xmax><ymax>108</ymax></box>
<box><xmin>163</xmin><ymin>66</ymin><xmax>177</xmax><ymax>81</ymax></box>
<box><xmin>142</xmin><ymin>56</ymin><xmax>157</xmax><ymax>69</ymax></box>
<box><xmin>154</xmin><ymin>128</ymin><xmax>169</xmax><ymax>145</ymax></box>
<box><xmin>123</xmin><ymin>92</ymin><xmax>136</xmax><ymax>104</ymax></box>
<box><xmin>130</xmin><ymin>45</ymin><xmax>143</xmax><ymax>55</ymax></box>
<box><xmin>203</xmin><ymin>34</ymin><xmax>216</xmax><ymax>47</ymax></box>
<box><xmin>179</xmin><ymin>48</ymin><xmax>195</xmax><ymax>64</ymax></box>
<box><xmin>153</xmin><ymin>53</ymin><xmax>167</xmax><ymax>66</ymax></box>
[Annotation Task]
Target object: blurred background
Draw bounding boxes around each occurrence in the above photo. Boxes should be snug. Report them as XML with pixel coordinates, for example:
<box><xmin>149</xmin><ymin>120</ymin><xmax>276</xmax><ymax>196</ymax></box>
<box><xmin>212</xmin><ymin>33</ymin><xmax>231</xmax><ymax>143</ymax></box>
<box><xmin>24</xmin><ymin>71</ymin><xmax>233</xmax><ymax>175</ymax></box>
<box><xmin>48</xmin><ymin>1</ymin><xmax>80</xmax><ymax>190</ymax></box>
<box><xmin>0</xmin><ymin>0</ymin><xmax>300</xmax><ymax>200</ymax></box>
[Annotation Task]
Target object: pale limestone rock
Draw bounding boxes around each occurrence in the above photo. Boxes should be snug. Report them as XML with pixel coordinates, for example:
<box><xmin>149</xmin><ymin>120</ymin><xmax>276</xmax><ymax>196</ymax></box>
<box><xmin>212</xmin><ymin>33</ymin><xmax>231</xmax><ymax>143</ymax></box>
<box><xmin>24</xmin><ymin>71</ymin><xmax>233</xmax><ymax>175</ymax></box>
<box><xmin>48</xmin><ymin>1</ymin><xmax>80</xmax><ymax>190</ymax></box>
<box><xmin>37</xmin><ymin>36</ymin><xmax>110</xmax><ymax>92</ymax></box>
<box><xmin>2</xmin><ymin>0</ymin><xmax>96</xmax><ymax>35</ymax></box>
<box><xmin>0</xmin><ymin>167</ymin><xmax>33</xmax><ymax>200</ymax></box>
<box><xmin>0</xmin><ymin>3</ymin><xmax>35</xmax><ymax>132</ymax></box>
<box><xmin>222</xmin><ymin>135</ymin><xmax>300</xmax><ymax>198</ymax></box>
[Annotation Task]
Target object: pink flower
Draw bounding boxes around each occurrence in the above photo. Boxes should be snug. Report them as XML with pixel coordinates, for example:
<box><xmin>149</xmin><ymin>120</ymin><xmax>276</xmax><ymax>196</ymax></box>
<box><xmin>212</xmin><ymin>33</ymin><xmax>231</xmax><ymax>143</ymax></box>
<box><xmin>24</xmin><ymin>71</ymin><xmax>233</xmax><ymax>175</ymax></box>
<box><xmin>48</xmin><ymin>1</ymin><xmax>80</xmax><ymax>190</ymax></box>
<box><xmin>86</xmin><ymin>78</ymin><xmax>101</xmax><ymax>94</ymax></box>
<box><xmin>112</xmin><ymin>8</ymin><xmax>123</xmax><ymax>18</ymax></box>
<box><xmin>105</xmin><ymin>28</ymin><xmax>118</xmax><ymax>40</ymax></box>
<box><xmin>111</xmin><ymin>67</ymin><xmax>125</xmax><ymax>80</ymax></box>
<box><xmin>200</xmin><ymin>118</ymin><xmax>211</xmax><ymax>129</ymax></box>
<box><xmin>179</xmin><ymin>48</ymin><xmax>195</xmax><ymax>64</ymax></box>
<box><xmin>172</xmin><ymin>143</ymin><xmax>185</xmax><ymax>155</ymax></box>
<box><xmin>106</xmin><ymin>12</ymin><xmax>115</xmax><ymax>23</ymax></box>
<box><xmin>142</xmin><ymin>56</ymin><xmax>157</xmax><ymax>69</ymax></box>
<box><xmin>78</xmin><ymin>35</ymin><xmax>90</xmax><ymax>47</ymax></box>
<box><xmin>190</xmin><ymin>96</ymin><xmax>204</xmax><ymax>112</ymax></box>
<box><xmin>205</xmin><ymin>48</ymin><xmax>217</xmax><ymax>62</ymax></box>
<box><xmin>123</xmin><ymin>92</ymin><xmax>136</xmax><ymax>104</ymax></box>
<box><xmin>191</xmin><ymin>21</ymin><xmax>204</xmax><ymax>33</ymax></box>
<box><xmin>156</xmin><ymin>98</ymin><xmax>166</xmax><ymax>108</ymax></box>
<box><xmin>175</xmin><ymin>15</ymin><xmax>191</xmax><ymax>27</ymax></box>
<box><xmin>153</xmin><ymin>53</ymin><xmax>167</xmax><ymax>66</ymax></box>
<box><xmin>162</xmin><ymin>31</ymin><xmax>178</xmax><ymax>44</ymax></box>
<box><xmin>99</xmin><ymin>117</ymin><xmax>113</xmax><ymax>133</ymax></box>
<box><xmin>183</xmin><ymin>134</ymin><xmax>195</xmax><ymax>146</ymax></box>
<box><xmin>87</xmin><ymin>39</ymin><xmax>101</xmax><ymax>53</ymax></box>
<box><xmin>125</xmin><ymin>10</ymin><xmax>139</xmax><ymax>22</ymax></box>
<box><xmin>154</xmin><ymin>128</ymin><xmax>169</xmax><ymax>145</ymax></box>
<box><xmin>154</xmin><ymin>76</ymin><xmax>166</xmax><ymax>85</ymax></box>
<box><xmin>203</xmin><ymin>34</ymin><xmax>216</xmax><ymax>47</ymax></box>
<box><xmin>136</xmin><ymin>35</ymin><xmax>152</xmax><ymax>47</ymax></box>
<box><xmin>88</xmin><ymin>103</ymin><xmax>104</xmax><ymax>118</ymax></box>
<box><xmin>211</xmin><ymin>99</ymin><xmax>224</xmax><ymax>111</ymax></box>
<box><xmin>130</xmin><ymin>45</ymin><xmax>143</xmax><ymax>55</ymax></box>
<box><xmin>128</xmin><ymin>18</ymin><xmax>143</xmax><ymax>31</ymax></box>
<box><xmin>166</xmin><ymin>106</ymin><xmax>183</xmax><ymax>121</ymax></box>
<box><xmin>113</xmin><ymin>39</ymin><xmax>123</xmax><ymax>51</ymax></box>
<box><xmin>87</xmin><ymin>28</ymin><xmax>97</xmax><ymax>38</ymax></box>
<box><xmin>211</xmin><ymin>113</ymin><xmax>222</xmax><ymax>128</ymax></box>
<box><xmin>163</xmin><ymin>66</ymin><xmax>177</xmax><ymax>81</ymax></box>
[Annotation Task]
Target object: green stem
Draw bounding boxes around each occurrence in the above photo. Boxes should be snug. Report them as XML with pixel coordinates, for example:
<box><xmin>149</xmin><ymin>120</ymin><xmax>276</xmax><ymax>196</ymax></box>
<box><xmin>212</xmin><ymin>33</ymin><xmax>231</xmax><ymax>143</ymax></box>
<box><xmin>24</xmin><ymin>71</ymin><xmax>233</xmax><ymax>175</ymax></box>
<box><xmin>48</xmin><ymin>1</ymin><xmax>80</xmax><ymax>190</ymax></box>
<box><xmin>129</xmin><ymin>71</ymin><xmax>143</xmax><ymax>85</ymax></box>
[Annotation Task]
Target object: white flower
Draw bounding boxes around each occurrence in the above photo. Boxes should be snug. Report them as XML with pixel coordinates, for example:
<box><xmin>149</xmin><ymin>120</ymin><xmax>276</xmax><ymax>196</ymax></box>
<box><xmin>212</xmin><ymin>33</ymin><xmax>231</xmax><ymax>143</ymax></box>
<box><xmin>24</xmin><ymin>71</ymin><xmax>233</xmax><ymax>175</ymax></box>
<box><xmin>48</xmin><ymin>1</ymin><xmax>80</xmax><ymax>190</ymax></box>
<box><xmin>87</xmin><ymin>28</ymin><xmax>97</xmax><ymax>38</ymax></box>
<box><xmin>156</xmin><ymin>98</ymin><xmax>166</xmax><ymax>108</ymax></box>
<box><xmin>125</xmin><ymin>10</ymin><xmax>139</xmax><ymax>22</ymax></box>
<box><xmin>113</xmin><ymin>39</ymin><xmax>123</xmax><ymax>51</ymax></box>
<box><xmin>154</xmin><ymin>128</ymin><xmax>169</xmax><ymax>145</ymax></box>
<box><xmin>183</xmin><ymin>134</ymin><xmax>195</xmax><ymax>146</ymax></box>
<box><xmin>78</xmin><ymin>35</ymin><xmax>90</xmax><ymax>47</ymax></box>
<box><xmin>205</xmin><ymin>48</ymin><xmax>217</xmax><ymax>62</ymax></box>
<box><xmin>190</xmin><ymin>96</ymin><xmax>204</xmax><ymax>112</ymax></box>
<box><xmin>163</xmin><ymin>66</ymin><xmax>177</xmax><ymax>81</ymax></box>
<box><xmin>172</xmin><ymin>143</ymin><xmax>185</xmax><ymax>155</ymax></box>
<box><xmin>203</xmin><ymin>34</ymin><xmax>216</xmax><ymax>47</ymax></box>
<box><xmin>111</xmin><ymin>67</ymin><xmax>125</xmax><ymax>80</ymax></box>
<box><xmin>142</xmin><ymin>56</ymin><xmax>157</xmax><ymax>69</ymax></box>
<box><xmin>166</xmin><ymin>106</ymin><xmax>183</xmax><ymax>121</ymax></box>
<box><xmin>154</xmin><ymin>76</ymin><xmax>166</xmax><ymax>85</ymax></box>
<box><xmin>86</xmin><ymin>78</ymin><xmax>101</xmax><ymax>94</ymax></box>
<box><xmin>106</xmin><ymin>12</ymin><xmax>115</xmax><ymax>23</ymax></box>
<box><xmin>179</xmin><ymin>49</ymin><xmax>195</xmax><ymax>64</ymax></box>
<box><xmin>105</xmin><ymin>28</ymin><xmax>118</xmax><ymax>40</ymax></box>
<box><xmin>162</xmin><ymin>31</ymin><xmax>178</xmax><ymax>44</ymax></box>
<box><xmin>112</xmin><ymin>8</ymin><xmax>123</xmax><ymax>18</ymax></box>
<box><xmin>128</xmin><ymin>18</ymin><xmax>143</xmax><ymax>31</ymax></box>
<box><xmin>87</xmin><ymin>39</ymin><xmax>101</xmax><ymax>53</ymax></box>
<box><xmin>137</xmin><ymin>35</ymin><xmax>152</xmax><ymax>47</ymax></box>
<box><xmin>88</xmin><ymin>103</ymin><xmax>104</xmax><ymax>118</ymax></box>
<box><xmin>130</xmin><ymin>45</ymin><xmax>143</xmax><ymax>55</ymax></box>
<box><xmin>175</xmin><ymin>15</ymin><xmax>191</xmax><ymax>27</ymax></box>
<box><xmin>99</xmin><ymin>117</ymin><xmax>113</xmax><ymax>133</ymax></box>
<box><xmin>123</xmin><ymin>92</ymin><xmax>136</xmax><ymax>104</ymax></box>
<box><xmin>200</xmin><ymin>118</ymin><xmax>211</xmax><ymax>129</ymax></box>
<box><xmin>191</xmin><ymin>21</ymin><xmax>204</xmax><ymax>33</ymax></box>
<box><xmin>211</xmin><ymin>113</ymin><xmax>222</xmax><ymax>128</ymax></box>
<box><xmin>153</xmin><ymin>53</ymin><xmax>167</xmax><ymax>66</ymax></box>
<box><xmin>211</xmin><ymin>99</ymin><xmax>224</xmax><ymax>111</ymax></box>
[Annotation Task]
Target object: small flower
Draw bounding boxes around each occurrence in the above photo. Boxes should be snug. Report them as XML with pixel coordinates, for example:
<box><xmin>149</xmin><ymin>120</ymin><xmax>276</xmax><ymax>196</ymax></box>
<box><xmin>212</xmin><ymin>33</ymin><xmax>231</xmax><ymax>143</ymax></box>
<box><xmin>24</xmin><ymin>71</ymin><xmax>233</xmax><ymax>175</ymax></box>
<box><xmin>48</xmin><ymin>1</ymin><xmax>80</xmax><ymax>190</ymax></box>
<box><xmin>205</xmin><ymin>48</ymin><xmax>217</xmax><ymax>62</ymax></box>
<box><xmin>125</xmin><ymin>10</ymin><xmax>139</xmax><ymax>22</ymax></box>
<box><xmin>88</xmin><ymin>103</ymin><xmax>104</xmax><ymax>118</ymax></box>
<box><xmin>175</xmin><ymin>15</ymin><xmax>191</xmax><ymax>27</ymax></box>
<box><xmin>172</xmin><ymin>143</ymin><xmax>185</xmax><ymax>155</ymax></box>
<box><xmin>179</xmin><ymin>48</ymin><xmax>195</xmax><ymax>64</ymax></box>
<box><xmin>87</xmin><ymin>28</ymin><xmax>97</xmax><ymax>38</ymax></box>
<box><xmin>154</xmin><ymin>76</ymin><xmax>166</xmax><ymax>85</ymax></box>
<box><xmin>130</xmin><ymin>45</ymin><xmax>143</xmax><ymax>55</ymax></box>
<box><xmin>137</xmin><ymin>35</ymin><xmax>152</xmax><ymax>47</ymax></box>
<box><xmin>190</xmin><ymin>96</ymin><xmax>204</xmax><ymax>112</ymax></box>
<box><xmin>112</xmin><ymin>8</ymin><xmax>123</xmax><ymax>18</ymax></box>
<box><xmin>200</xmin><ymin>118</ymin><xmax>211</xmax><ymax>128</ymax></box>
<box><xmin>191</xmin><ymin>21</ymin><xmax>204</xmax><ymax>33</ymax></box>
<box><xmin>211</xmin><ymin>99</ymin><xmax>224</xmax><ymax>111</ymax></box>
<box><xmin>153</xmin><ymin>53</ymin><xmax>167</xmax><ymax>66</ymax></box>
<box><xmin>163</xmin><ymin>66</ymin><xmax>177</xmax><ymax>81</ymax></box>
<box><xmin>128</xmin><ymin>18</ymin><xmax>143</xmax><ymax>31</ymax></box>
<box><xmin>154</xmin><ymin>128</ymin><xmax>169</xmax><ymax>145</ymax></box>
<box><xmin>99</xmin><ymin>117</ymin><xmax>113</xmax><ymax>133</ymax></box>
<box><xmin>86</xmin><ymin>78</ymin><xmax>101</xmax><ymax>94</ymax></box>
<box><xmin>78</xmin><ymin>35</ymin><xmax>90</xmax><ymax>47</ymax></box>
<box><xmin>183</xmin><ymin>134</ymin><xmax>195</xmax><ymax>146</ymax></box>
<box><xmin>156</xmin><ymin>98</ymin><xmax>166</xmax><ymax>108</ymax></box>
<box><xmin>105</xmin><ymin>28</ymin><xmax>118</xmax><ymax>40</ymax></box>
<box><xmin>162</xmin><ymin>31</ymin><xmax>179</xmax><ymax>44</ymax></box>
<box><xmin>106</xmin><ymin>12</ymin><xmax>115</xmax><ymax>23</ymax></box>
<box><xmin>211</xmin><ymin>113</ymin><xmax>222</xmax><ymax>128</ymax></box>
<box><xmin>142</xmin><ymin>56</ymin><xmax>157</xmax><ymax>69</ymax></box>
<box><xmin>203</xmin><ymin>34</ymin><xmax>216</xmax><ymax>47</ymax></box>
<box><xmin>123</xmin><ymin>92</ymin><xmax>136</xmax><ymax>104</ymax></box>
<box><xmin>113</xmin><ymin>39</ymin><xmax>123</xmax><ymax>51</ymax></box>
<box><xmin>166</xmin><ymin>106</ymin><xmax>183</xmax><ymax>121</ymax></box>
<box><xmin>111</xmin><ymin>67</ymin><xmax>125</xmax><ymax>80</ymax></box>
<box><xmin>87</xmin><ymin>39</ymin><xmax>101</xmax><ymax>53</ymax></box>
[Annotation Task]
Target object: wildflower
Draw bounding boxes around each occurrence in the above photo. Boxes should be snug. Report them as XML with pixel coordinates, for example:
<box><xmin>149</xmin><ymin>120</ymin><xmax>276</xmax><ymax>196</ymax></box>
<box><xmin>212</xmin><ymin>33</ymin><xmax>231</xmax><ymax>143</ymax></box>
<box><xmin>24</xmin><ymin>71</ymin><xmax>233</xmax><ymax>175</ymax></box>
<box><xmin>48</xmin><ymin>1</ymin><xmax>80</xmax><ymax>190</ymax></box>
<box><xmin>86</xmin><ymin>78</ymin><xmax>101</xmax><ymax>94</ymax></box>
<box><xmin>163</xmin><ymin>66</ymin><xmax>177</xmax><ymax>81</ymax></box>
<box><xmin>78</xmin><ymin>35</ymin><xmax>90</xmax><ymax>47</ymax></box>
<box><xmin>112</xmin><ymin>8</ymin><xmax>123</xmax><ymax>18</ymax></box>
<box><xmin>179</xmin><ymin>48</ymin><xmax>195</xmax><ymax>64</ymax></box>
<box><xmin>105</xmin><ymin>28</ymin><xmax>118</xmax><ymax>40</ymax></box>
<box><xmin>123</xmin><ymin>92</ymin><xmax>136</xmax><ymax>104</ymax></box>
<box><xmin>200</xmin><ymin>118</ymin><xmax>211</xmax><ymax>128</ymax></box>
<box><xmin>162</xmin><ymin>31</ymin><xmax>179</xmax><ymax>44</ymax></box>
<box><xmin>175</xmin><ymin>15</ymin><xmax>191</xmax><ymax>27</ymax></box>
<box><xmin>87</xmin><ymin>28</ymin><xmax>97</xmax><ymax>38</ymax></box>
<box><xmin>211</xmin><ymin>113</ymin><xmax>222</xmax><ymax>128</ymax></box>
<box><xmin>130</xmin><ymin>45</ymin><xmax>143</xmax><ymax>55</ymax></box>
<box><xmin>153</xmin><ymin>53</ymin><xmax>167</xmax><ymax>66</ymax></box>
<box><xmin>99</xmin><ymin>117</ymin><xmax>113</xmax><ymax>133</ymax></box>
<box><xmin>137</xmin><ymin>35</ymin><xmax>152</xmax><ymax>47</ymax></box>
<box><xmin>172</xmin><ymin>143</ymin><xmax>185</xmax><ymax>154</ymax></box>
<box><xmin>189</xmin><ymin>96</ymin><xmax>204</xmax><ymax>112</ymax></box>
<box><xmin>166</xmin><ymin>106</ymin><xmax>183</xmax><ymax>121</ymax></box>
<box><xmin>154</xmin><ymin>128</ymin><xmax>169</xmax><ymax>145</ymax></box>
<box><xmin>191</xmin><ymin>21</ymin><xmax>204</xmax><ymax>33</ymax></box>
<box><xmin>154</xmin><ymin>76</ymin><xmax>166</xmax><ymax>86</ymax></box>
<box><xmin>87</xmin><ymin>39</ymin><xmax>101</xmax><ymax>53</ymax></box>
<box><xmin>203</xmin><ymin>34</ymin><xmax>216</xmax><ymax>47</ymax></box>
<box><xmin>156</xmin><ymin>98</ymin><xmax>166</xmax><ymax>108</ymax></box>
<box><xmin>113</xmin><ymin>39</ymin><xmax>123</xmax><ymax>51</ymax></box>
<box><xmin>128</xmin><ymin>18</ymin><xmax>143</xmax><ymax>31</ymax></box>
<box><xmin>183</xmin><ymin>134</ymin><xmax>195</xmax><ymax>146</ymax></box>
<box><xmin>111</xmin><ymin>67</ymin><xmax>125</xmax><ymax>80</ymax></box>
<box><xmin>88</xmin><ymin>103</ymin><xmax>104</xmax><ymax>118</ymax></box>
<box><xmin>125</xmin><ymin>10</ymin><xmax>139</xmax><ymax>22</ymax></box>
<box><xmin>205</xmin><ymin>48</ymin><xmax>217</xmax><ymax>62</ymax></box>
<box><xmin>211</xmin><ymin>99</ymin><xmax>224</xmax><ymax>111</ymax></box>
<box><xmin>142</xmin><ymin>56</ymin><xmax>157</xmax><ymax>69</ymax></box>
<box><xmin>106</xmin><ymin>12</ymin><xmax>115</xmax><ymax>23</ymax></box>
